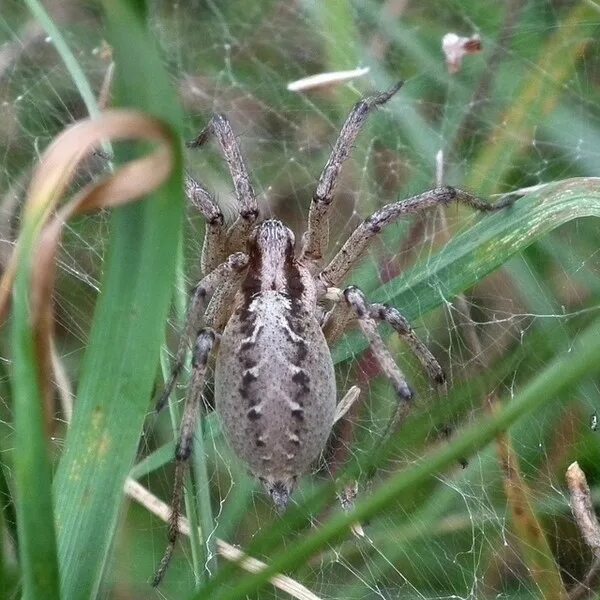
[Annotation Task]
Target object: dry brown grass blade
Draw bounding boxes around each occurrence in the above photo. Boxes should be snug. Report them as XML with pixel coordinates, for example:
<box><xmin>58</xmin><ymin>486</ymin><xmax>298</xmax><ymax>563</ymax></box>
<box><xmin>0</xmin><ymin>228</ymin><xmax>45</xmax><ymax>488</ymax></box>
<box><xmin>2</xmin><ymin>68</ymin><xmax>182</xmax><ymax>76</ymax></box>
<box><xmin>124</xmin><ymin>478</ymin><xmax>323</xmax><ymax>600</ymax></box>
<box><xmin>0</xmin><ymin>109</ymin><xmax>176</xmax><ymax>428</ymax></box>
<box><xmin>490</xmin><ymin>396</ymin><xmax>568</xmax><ymax>600</ymax></box>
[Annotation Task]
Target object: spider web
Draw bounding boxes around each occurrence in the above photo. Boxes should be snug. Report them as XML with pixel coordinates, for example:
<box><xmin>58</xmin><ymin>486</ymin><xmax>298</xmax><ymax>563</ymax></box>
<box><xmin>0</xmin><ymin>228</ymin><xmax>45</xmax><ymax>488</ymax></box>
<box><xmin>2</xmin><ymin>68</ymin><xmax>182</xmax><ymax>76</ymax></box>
<box><xmin>1</xmin><ymin>1</ymin><xmax>600</xmax><ymax>599</ymax></box>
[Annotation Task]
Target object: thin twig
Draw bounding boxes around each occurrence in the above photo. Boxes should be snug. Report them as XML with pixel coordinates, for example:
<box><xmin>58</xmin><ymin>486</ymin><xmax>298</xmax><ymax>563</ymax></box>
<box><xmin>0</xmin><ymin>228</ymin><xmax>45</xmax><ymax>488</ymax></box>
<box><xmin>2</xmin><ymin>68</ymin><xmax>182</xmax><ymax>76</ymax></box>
<box><xmin>567</xmin><ymin>462</ymin><xmax>600</xmax><ymax>552</ymax></box>
<box><xmin>566</xmin><ymin>462</ymin><xmax>600</xmax><ymax>600</ymax></box>
<box><xmin>124</xmin><ymin>478</ymin><xmax>323</xmax><ymax>600</ymax></box>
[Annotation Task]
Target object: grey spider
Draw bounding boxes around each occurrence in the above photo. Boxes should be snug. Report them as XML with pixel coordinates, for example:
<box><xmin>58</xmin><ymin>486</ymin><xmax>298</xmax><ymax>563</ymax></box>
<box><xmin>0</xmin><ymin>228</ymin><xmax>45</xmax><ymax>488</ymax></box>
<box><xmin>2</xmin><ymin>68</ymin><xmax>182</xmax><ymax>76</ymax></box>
<box><xmin>152</xmin><ymin>81</ymin><xmax>512</xmax><ymax>585</ymax></box>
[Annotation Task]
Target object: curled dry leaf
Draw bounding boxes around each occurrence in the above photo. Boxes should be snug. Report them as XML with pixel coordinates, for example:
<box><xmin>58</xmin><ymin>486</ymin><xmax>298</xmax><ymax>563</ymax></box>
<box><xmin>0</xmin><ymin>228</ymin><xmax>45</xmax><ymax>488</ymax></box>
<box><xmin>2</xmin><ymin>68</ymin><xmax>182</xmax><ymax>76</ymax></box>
<box><xmin>0</xmin><ymin>109</ymin><xmax>177</xmax><ymax>427</ymax></box>
<box><xmin>442</xmin><ymin>33</ymin><xmax>482</xmax><ymax>74</ymax></box>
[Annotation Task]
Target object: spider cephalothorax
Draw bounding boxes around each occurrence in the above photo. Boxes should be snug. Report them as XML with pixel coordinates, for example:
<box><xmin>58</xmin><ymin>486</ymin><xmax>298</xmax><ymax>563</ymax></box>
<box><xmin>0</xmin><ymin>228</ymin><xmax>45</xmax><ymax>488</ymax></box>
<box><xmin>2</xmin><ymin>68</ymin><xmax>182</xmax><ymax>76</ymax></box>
<box><xmin>152</xmin><ymin>82</ymin><xmax>512</xmax><ymax>585</ymax></box>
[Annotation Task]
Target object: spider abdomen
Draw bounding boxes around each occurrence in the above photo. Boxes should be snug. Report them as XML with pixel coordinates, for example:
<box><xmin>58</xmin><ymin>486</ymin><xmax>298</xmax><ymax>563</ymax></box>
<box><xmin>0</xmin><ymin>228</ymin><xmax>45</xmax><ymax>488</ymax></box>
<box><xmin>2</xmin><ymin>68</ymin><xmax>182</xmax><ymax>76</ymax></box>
<box><xmin>214</xmin><ymin>290</ymin><xmax>336</xmax><ymax>506</ymax></box>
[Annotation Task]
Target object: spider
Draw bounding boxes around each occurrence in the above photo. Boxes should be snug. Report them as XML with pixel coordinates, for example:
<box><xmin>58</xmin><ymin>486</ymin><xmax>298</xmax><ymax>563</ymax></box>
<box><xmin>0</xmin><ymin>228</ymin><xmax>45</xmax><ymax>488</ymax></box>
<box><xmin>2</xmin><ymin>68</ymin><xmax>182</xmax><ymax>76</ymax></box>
<box><xmin>152</xmin><ymin>81</ymin><xmax>512</xmax><ymax>584</ymax></box>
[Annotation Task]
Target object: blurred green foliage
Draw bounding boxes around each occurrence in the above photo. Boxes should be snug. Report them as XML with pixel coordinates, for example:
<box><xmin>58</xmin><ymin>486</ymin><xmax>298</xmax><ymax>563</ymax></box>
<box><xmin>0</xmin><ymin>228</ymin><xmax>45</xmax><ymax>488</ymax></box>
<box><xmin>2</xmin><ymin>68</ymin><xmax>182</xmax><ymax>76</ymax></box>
<box><xmin>1</xmin><ymin>1</ymin><xmax>600</xmax><ymax>599</ymax></box>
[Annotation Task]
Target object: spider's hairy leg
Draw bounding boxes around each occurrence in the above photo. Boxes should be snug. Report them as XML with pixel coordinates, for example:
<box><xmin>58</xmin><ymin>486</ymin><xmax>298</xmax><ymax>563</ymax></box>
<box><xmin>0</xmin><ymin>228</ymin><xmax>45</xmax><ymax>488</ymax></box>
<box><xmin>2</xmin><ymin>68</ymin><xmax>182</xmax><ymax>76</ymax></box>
<box><xmin>95</xmin><ymin>148</ymin><xmax>227</xmax><ymax>273</ymax></box>
<box><xmin>188</xmin><ymin>114</ymin><xmax>259</xmax><ymax>253</ymax></box>
<box><xmin>152</xmin><ymin>328</ymin><xmax>217</xmax><ymax>587</ymax></box>
<box><xmin>301</xmin><ymin>81</ymin><xmax>404</xmax><ymax>271</ymax></box>
<box><xmin>368</xmin><ymin>303</ymin><xmax>446</xmax><ymax>388</ymax></box>
<box><xmin>156</xmin><ymin>252</ymin><xmax>248</xmax><ymax>413</ymax></box>
<box><xmin>184</xmin><ymin>171</ymin><xmax>228</xmax><ymax>273</ymax></box>
<box><xmin>319</xmin><ymin>186</ymin><xmax>515</xmax><ymax>288</ymax></box>
<box><xmin>340</xmin><ymin>286</ymin><xmax>414</xmax><ymax>428</ymax></box>
<box><xmin>324</xmin><ymin>285</ymin><xmax>445</xmax><ymax>389</ymax></box>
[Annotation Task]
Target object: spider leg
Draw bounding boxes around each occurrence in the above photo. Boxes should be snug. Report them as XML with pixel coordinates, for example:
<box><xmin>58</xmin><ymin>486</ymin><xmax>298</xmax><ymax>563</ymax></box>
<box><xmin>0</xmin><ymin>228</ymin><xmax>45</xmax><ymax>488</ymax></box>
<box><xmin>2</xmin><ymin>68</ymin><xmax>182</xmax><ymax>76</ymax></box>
<box><xmin>342</xmin><ymin>286</ymin><xmax>414</xmax><ymax>434</ymax></box>
<box><xmin>156</xmin><ymin>251</ymin><xmax>248</xmax><ymax>413</ymax></box>
<box><xmin>323</xmin><ymin>286</ymin><xmax>445</xmax><ymax>388</ymax></box>
<box><xmin>184</xmin><ymin>171</ymin><xmax>228</xmax><ymax>273</ymax></box>
<box><xmin>322</xmin><ymin>285</ymin><xmax>432</xmax><ymax>520</ymax></box>
<box><xmin>325</xmin><ymin>286</ymin><xmax>446</xmax><ymax>445</ymax></box>
<box><xmin>301</xmin><ymin>81</ymin><xmax>403</xmax><ymax>271</ymax></box>
<box><xmin>152</xmin><ymin>328</ymin><xmax>217</xmax><ymax>587</ymax></box>
<box><xmin>189</xmin><ymin>114</ymin><xmax>259</xmax><ymax>253</ymax></box>
<box><xmin>366</xmin><ymin>303</ymin><xmax>445</xmax><ymax>387</ymax></box>
<box><xmin>319</xmin><ymin>187</ymin><xmax>514</xmax><ymax>288</ymax></box>
<box><xmin>95</xmin><ymin>147</ymin><xmax>227</xmax><ymax>273</ymax></box>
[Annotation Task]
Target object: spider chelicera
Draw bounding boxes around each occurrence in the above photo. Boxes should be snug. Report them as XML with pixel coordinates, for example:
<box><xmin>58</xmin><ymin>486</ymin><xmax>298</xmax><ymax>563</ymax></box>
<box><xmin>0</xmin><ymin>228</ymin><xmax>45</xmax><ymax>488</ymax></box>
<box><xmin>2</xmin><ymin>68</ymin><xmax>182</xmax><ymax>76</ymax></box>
<box><xmin>152</xmin><ymin>81</ymin><xmax>512</xmax><ymax>584</ymax></box>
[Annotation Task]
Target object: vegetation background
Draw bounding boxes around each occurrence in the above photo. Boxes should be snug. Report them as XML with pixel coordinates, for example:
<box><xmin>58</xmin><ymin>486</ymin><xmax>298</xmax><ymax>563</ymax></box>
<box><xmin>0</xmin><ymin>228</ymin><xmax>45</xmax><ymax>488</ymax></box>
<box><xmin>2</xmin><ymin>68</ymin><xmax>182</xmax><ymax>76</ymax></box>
<box><xmin>1</xmin><ymin>1</ymin><xmax>600</xmax><ymax>599</ymax></box>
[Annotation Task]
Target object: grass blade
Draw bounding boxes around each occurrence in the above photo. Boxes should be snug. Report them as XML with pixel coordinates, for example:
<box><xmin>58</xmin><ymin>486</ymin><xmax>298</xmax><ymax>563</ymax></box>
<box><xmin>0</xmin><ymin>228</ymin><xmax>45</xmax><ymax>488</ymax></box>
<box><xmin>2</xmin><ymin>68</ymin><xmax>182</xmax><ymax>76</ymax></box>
<box><xmin>10</xmin><ymin>221</ymin><xmax>60</xmax><ymax>600</ymax></box>
<box><xmin>51</xmin><ymin>3</ymin><xmax>184</xmax><ymax>598</ymax></box>
<box><xmin>129</xmin><ymin>442</ymin><xmax>176</xmax><ymax>481</ymax></box>
<box><xmin>334</xmin><ymin>177</ymin><xmax>600</xmax><ymax>363</ymax></box>
<box><xmin>3</xmin><ymin>110</ymin><xmax>179</xmax><ymax>600</ymax></box>
<box><xmin>192</xmin><ymin>418</ymin><xmax>218</xmax><ymax>578</ymax></box>
<box><xmin>158</xmin><ymin>242</ymin><xmax>208</xmax><ymax>585</ymax></box>
<box><xmin>194</xmin><ymin>308</ymin><xmax>600</xmax><ymax>599</ymax></box>
<box><xmin>24</xmin><ymin>0</ymin><xmax>100</xmax><ymax>119</ymax></box>
<box><xmin>467</xmin><ymin>1</ymin><xmax>598</xmax><ymax>195</ymax></box>
<box><xmin>493</xmin><ymin>398</ymin><xmax>568</xmax><ymax>599</ymax></box>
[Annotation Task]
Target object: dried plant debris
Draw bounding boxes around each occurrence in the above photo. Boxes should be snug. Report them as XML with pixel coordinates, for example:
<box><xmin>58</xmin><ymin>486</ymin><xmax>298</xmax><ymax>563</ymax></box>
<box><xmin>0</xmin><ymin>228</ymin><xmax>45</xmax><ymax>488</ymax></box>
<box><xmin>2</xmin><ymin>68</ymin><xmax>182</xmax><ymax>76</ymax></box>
<box><xmin>124</xmin><ymin>478</ymin><xmax>323</xmax><ymax>600</ymax></box>
<box><xmin>566</xmin><ymin>462</ymin><xmax>600</xmax><ymax>555</ymax></box>
<box><xmin>442</xmin><ymin>33</ymin><xmax>482</xmax><ymax>74</ymax></box>
<box><xmin>0</xmin><ymin>110</ymin><xmax>176</xmax><ymax>426</ymax></box>
<box><xmin>287</xmin><ymin>67</ymin><xmax>370</xmax><ymax>92</ymax></box>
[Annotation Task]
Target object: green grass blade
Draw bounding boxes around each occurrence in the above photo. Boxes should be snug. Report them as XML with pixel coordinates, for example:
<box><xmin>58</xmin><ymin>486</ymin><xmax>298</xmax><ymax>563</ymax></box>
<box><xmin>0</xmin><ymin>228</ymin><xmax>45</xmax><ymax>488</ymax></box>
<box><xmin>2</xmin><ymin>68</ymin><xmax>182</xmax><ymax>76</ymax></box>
<box><xmin>0</xmin><ymin>450</ymin><xmax>17</xmax><ymax>556</ymax></box>
<box><xmin>0</xmin><ymin>494</ymin><xmax>3</xmax><ymax>594</ymax></box>
<box><xmin>129</xmin><ymin>442</ymin><xmax>176</xmax><ymax>481</ymax></box>
<box><xmin>192</xmin><ymin>418</ymin><xmax>218</xmax><ymax>577</ymax></box>
<box><xmin>23</xmin><ymin>0</ymin><xmax>100</xmax><ymax>119</ymax></box>
<box><xmin>52</xmin><ymin>2</ymin><xmax>184</xmax><ymax>598</ymax></box>
<box><xmin>158</xmin><ymin>240</ymin><xmax>208</xmax><ymax>585</ymax></box>
<box><xmin>11</xmin><ymin>224</ymin><xmax>60</xmax><ymax>600</ymax></box>
<box><xmin>466</xmin><ymin>1</ymin><xmax>598</xmax><ymax>195</ymax></box>
<box><xmin>174</xmin><ymin>242</ymin><xmax>216</xmax><ymax>584</ymax></box>
<box><xmin>334</xmin><ymin>177</ymin><xmax>600</xmax><ymax>363</ymax></box>
<box><xmin>194</xmin><ymin>308</ymin><xmax>600</xmax><ymax>599</ymax></box>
